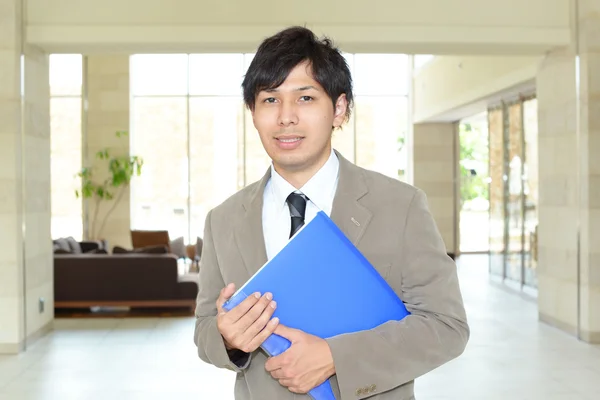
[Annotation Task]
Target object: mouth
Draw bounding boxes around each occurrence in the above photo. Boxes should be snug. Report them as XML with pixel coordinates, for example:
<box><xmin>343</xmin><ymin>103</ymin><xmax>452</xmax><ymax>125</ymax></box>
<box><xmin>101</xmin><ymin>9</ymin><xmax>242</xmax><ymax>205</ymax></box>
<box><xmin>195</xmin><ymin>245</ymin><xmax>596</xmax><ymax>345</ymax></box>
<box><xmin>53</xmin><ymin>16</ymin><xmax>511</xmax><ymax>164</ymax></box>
<box><xmin>277</xmin><ymin>137</ymin><xmax>303</xmax><ymax>143</ymax></box>
<box><xmin>274</xmin><ymin>135</ymin><xmax>304</xmax><ymax>149</ymax></box>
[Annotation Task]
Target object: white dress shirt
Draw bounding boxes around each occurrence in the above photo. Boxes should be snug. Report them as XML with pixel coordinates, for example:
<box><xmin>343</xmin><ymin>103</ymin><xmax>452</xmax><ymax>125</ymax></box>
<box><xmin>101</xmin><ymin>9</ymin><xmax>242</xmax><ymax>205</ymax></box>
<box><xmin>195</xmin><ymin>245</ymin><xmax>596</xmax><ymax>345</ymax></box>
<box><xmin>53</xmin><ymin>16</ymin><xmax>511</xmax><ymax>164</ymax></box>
<box><xmin>262</xmin><ymin>149</ymin><xmax>340</xmax><ymax>261</ymax></box>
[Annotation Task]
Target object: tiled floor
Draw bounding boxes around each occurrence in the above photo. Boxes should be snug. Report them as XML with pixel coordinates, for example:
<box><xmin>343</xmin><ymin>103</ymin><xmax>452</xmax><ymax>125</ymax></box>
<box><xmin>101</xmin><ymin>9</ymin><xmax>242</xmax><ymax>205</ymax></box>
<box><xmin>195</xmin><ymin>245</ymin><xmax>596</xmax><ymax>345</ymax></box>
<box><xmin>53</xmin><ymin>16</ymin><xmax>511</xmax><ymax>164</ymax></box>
<box><xmin>1</xmin><ymin>256</ymin><xmax>599</xmax><ymax>400</ymax></box>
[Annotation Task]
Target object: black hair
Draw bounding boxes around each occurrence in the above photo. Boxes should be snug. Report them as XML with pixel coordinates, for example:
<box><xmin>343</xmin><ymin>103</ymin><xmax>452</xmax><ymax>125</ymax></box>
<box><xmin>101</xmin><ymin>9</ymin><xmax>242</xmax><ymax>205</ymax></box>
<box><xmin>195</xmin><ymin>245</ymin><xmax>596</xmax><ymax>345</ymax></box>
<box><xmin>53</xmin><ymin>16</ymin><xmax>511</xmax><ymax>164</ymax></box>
<box><xmin>242</xmin><ymin>26</ymin><xmax>354</xmax><ymax>123</ymax></box>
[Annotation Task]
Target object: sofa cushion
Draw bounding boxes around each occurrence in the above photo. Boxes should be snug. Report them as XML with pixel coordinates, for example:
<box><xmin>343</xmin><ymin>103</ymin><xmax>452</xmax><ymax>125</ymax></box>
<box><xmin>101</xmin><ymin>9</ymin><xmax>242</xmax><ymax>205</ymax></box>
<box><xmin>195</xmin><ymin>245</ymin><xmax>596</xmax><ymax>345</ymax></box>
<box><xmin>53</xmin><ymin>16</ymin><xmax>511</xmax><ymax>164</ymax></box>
<box><xmin>65</xmin><ymin>237</ymin><xmax>82</xmax><ymax>253</ymax></box>
<box><xmin>169</xmin><ymin>236</ymin><xmax>186</xmax><ymax>259</ymax></box>
<box><xmin>113</xmin><ymin>245</ymin><xmax>168</xmax><ymax>254</ymax></box>
<box><xmin>53</xmin><ymin>238</ymin><xmax>72</xmax><ymax>253</ymax></box>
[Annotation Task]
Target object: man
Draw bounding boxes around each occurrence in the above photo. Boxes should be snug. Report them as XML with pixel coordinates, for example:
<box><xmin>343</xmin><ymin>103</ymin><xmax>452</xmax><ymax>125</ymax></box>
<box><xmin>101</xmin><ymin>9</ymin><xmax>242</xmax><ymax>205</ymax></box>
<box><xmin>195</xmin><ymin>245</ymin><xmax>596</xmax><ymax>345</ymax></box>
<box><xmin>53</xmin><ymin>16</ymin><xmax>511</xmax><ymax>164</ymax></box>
<box><xmin>194</xmin><ymin>26</ymin><xmax>469</xmax><ymax>399</ymax></box>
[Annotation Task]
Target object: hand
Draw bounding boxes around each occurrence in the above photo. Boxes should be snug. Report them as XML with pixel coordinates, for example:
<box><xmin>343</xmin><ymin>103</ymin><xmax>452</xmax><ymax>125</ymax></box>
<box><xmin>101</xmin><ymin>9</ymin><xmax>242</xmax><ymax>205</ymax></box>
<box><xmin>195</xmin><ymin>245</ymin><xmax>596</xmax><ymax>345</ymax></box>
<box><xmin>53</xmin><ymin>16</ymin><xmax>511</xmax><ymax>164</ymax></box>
<box><xmin>264</xmin><ymin>324</ymin><xmax>336</xmax><ymax>394</ymax></box>
<box><xmin>216</xmin><ymin>283</ymin><xmax>280</xmax><ymax>353</ymax></box>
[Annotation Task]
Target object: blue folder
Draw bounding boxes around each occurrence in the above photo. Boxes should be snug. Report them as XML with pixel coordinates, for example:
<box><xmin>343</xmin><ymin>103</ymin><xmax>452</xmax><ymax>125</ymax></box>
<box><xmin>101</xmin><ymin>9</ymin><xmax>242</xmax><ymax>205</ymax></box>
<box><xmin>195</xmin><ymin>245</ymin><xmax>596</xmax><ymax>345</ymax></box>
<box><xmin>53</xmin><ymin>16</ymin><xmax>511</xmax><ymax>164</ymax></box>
<box><xmin>223</xmin><ymin>211</ymin><xmax>410</xmax><ymax>400</ymax></box>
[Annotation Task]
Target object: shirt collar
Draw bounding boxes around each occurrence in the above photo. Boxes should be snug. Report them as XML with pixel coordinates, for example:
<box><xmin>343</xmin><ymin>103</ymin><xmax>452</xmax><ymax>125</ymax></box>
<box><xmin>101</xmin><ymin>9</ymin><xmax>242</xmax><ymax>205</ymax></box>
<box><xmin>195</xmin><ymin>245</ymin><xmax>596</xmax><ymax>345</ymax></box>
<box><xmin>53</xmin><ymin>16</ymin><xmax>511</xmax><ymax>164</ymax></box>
<box><xmin>269</xmin><ymin>148</ymin><xmax>339</xmax><ymax>211</ymax></box>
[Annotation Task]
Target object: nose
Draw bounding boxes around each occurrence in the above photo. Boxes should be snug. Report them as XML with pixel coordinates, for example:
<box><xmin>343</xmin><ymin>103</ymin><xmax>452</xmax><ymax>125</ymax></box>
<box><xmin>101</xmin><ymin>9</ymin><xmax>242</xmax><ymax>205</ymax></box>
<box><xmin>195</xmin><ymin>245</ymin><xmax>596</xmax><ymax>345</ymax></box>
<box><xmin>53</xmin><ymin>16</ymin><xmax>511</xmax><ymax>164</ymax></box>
<box><xmin>277</xmin><ymin>101</ymin><xmax>299</xmax><ymax>127</ymax></box>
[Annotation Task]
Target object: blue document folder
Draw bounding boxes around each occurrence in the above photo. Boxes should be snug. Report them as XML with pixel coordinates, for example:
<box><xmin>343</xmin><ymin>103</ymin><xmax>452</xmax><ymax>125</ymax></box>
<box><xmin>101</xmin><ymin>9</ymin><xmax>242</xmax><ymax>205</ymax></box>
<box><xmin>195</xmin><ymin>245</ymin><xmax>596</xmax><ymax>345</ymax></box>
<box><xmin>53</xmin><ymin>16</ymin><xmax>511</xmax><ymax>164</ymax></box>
<box><xmin>223</xmin><ymin>211</ymin><xmax>410</xmax><ymax>400</ymax></box>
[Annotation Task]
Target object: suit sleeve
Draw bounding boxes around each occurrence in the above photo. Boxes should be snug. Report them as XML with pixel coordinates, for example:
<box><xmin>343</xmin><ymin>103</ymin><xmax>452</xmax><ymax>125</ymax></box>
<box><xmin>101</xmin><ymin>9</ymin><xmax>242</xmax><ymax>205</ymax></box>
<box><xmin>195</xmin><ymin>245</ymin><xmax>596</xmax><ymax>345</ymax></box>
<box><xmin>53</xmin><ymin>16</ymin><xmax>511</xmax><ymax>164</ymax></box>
<box><xmin>193</xmin><ymin>209</ymin><xmax>251</xmax><ymax>372</ymax></box>
<box><xmin>325</xmin><ymin>189</ymin><xmax>470</xmax><ymax>399</ymax></box>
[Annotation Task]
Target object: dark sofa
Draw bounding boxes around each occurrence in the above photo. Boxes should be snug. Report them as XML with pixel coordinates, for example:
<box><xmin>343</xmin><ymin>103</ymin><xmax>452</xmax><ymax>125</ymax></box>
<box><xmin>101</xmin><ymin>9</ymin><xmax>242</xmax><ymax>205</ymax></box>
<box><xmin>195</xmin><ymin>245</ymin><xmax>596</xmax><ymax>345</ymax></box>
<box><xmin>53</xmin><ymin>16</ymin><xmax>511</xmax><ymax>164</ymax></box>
<box><xmin>54</xmin><ymin>253</ymin><xmax>198</xmax><ymax>310</ymax></box>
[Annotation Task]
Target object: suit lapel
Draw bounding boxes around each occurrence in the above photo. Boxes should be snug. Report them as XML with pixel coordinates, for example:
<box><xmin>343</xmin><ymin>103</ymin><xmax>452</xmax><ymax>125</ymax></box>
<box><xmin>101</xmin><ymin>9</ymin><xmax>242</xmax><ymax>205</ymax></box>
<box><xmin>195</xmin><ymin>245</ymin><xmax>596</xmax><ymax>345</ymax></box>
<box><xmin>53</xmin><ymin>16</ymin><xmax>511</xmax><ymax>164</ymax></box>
<box><xmin>330</xmin><ymin>151</ymin><xmax>373</xmax><ymax>247</ymax></box>
<box><xmin>234</xmin><ymin>169</ymin><xmax>270</xmax><ymax>279</ymax></box>
<box><xmin>233</xmin><ymin>151</ymin><xmax>373</xmax><ymax>280</ymax></box>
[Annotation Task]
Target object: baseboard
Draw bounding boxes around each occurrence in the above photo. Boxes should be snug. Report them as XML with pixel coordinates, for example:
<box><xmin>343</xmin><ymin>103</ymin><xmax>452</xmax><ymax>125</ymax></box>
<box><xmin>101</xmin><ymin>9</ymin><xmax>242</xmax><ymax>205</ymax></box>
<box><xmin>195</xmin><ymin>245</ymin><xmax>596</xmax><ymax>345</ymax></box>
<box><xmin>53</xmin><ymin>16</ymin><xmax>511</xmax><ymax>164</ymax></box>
<box><xmin>0</xmin><ymin>341</ymin><xmax>24</xmax><ymax>354</ymax></box>
<box><xmin>0</xmin><ymin>319</ymin><xmax>53</xmax><ymax>355</ymax></box>
<box><xmin>581</xmin><ymin>329</ymin><xmax>600</xmax><ymax>344</ymax></box>
<box><xmin>539</xmin><ymin>312</ymin><xmax>600</xmax><ymax>343</ymax></box>
<box><xmin>55</xmin><ymin>300</ymin><xmax>196</xmax><ymax>309</ymax></box>
<box><xmin>27</xmin><ymin>319</ymin><xmax>54</xmax><ymax>347</ymax></box>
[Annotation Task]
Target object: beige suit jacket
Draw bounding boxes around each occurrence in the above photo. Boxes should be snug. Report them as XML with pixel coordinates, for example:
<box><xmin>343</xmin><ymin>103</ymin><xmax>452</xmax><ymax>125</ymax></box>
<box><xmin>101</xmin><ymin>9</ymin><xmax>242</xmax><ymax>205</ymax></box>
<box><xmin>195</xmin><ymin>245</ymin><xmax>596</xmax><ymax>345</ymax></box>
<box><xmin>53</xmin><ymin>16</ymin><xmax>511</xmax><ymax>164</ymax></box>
<box><xmin>194</xmin><ymin>150</ymin><xmax>469</xmax><ymax>399</ymax></box>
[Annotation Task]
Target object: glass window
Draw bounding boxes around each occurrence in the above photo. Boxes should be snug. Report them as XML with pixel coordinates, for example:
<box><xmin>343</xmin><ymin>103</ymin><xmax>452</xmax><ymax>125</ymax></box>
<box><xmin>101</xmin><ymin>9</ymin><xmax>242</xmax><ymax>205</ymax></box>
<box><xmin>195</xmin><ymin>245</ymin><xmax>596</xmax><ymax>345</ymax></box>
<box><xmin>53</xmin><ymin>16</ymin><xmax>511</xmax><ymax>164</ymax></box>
<box><xmin>49</xmin><ymin>54</ymin><xmax>83</xmax><ymax>240</ymax></box>
<box><xmin>130</xmin><ymin>52</ymin><xmax>412</xmax><ymax>245</ymax></box>
<box><xmin>189</xmin><ymin>97</ymin><xmax>243</xmax><ymax>237</ymax></box>
<box><xmin>130</xmin><ymin>54</ymin><xmax>189</xmax><ymax>96</ymax></box>
<box><xmin>243</xmin><ymin>111</ymin><xmax>272</xmax><ymax>185</ymax></box>
<box><xmin>355</xmin><ymin>96</ymin><xmax>408</xmax><ymax>178</ymax></box>
<box><xmin>331</xmin><ymin>112</ymin><xmax>355</xmax><ymax>164</ymax></box>
<box><xmin>131</xmin><ymin>54</ymin><xmax>254</xmax><ymax>243</ymax></box>
<box><xmin>414</xmin><ymin>55</ymin><xmax>435</xmax><ymax>70</ymax></box>
<box><xmin>49</xmin><ymin>54</ymin><xmax>82</xmax><ymax>96</ymax></box>
<box><xmin>189</xmin><ymin>54</ymin><xmax>245</xmax><ymax>96</ymax></box>
<box><xmin>353</xmin><ymin>54</ymin><xmax>409</xmax><ymax>96</ymax></box>
<box><xmin>130</xmin><ymin>97</ymin><xmax>188</xmax><ymax>240</ymax></box>
<box><xmin>349</xmin><ymin>54</ymin><xmax>409</xmax><ymax>180</ymax></box>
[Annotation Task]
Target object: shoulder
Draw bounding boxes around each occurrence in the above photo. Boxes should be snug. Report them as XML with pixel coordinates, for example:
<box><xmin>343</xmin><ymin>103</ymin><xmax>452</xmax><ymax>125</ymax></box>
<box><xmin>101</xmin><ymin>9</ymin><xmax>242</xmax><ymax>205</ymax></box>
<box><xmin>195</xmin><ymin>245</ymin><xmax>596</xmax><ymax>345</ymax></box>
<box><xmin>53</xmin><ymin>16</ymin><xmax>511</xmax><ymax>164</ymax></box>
<box><xmin>208</xmin><ymin>179</ymin><xmax>264</xmax><ymax>222</ymax></box>
<box><xmin>353</xmin><ymin>164</ymin><xmax>422</xmax><ymax>206</ymax></box>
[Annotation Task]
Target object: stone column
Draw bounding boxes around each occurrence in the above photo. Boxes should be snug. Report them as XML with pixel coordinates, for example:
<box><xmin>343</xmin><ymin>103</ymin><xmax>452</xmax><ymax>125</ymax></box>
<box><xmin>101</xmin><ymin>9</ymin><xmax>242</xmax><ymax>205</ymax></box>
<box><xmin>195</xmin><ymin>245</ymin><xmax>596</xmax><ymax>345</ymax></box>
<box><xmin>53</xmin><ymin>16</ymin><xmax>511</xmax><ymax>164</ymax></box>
<box><xmin>412</xmin><ymin>123</ymin><xmax>458</xmax><ymax>256</ymax></box>
<box><xmin>85</xmin><ymin>55</ymin><xmax>131</xmax><ymax>249</ymax></box>
<box><xmin>0</xmin><ymin>0</ymin><xmax>25</xmax><ymax>354</ymax></box>
<box><xmin>0</xmin><ymin>0</ymin><xmax>52</xmax><ymax>354</ymax></box>
<box><xmin>536</xmin><ymin>0</ymin><xmax>600</xmax><ymax>343</ymax></box>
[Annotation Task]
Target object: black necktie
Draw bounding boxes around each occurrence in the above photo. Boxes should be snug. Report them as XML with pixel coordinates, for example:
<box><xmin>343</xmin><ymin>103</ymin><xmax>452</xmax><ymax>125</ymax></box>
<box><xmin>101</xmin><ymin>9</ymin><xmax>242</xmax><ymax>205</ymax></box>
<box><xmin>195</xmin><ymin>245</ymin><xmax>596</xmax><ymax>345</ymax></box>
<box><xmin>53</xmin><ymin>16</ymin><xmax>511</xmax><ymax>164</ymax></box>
<box><xmin>286</xmin><ymin>192</ymin><xmax>307</xmax><ymax>238</ymax></box>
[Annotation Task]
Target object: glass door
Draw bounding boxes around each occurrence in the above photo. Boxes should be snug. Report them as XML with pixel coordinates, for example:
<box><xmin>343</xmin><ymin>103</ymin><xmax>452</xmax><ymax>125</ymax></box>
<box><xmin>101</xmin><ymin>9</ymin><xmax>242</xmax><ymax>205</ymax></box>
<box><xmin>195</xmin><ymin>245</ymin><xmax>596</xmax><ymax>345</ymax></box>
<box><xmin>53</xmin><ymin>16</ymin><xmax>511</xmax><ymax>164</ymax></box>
<box><xmin>458</xmin><ymin>113</ymin><xmax>490</xmax><ymax>253</ymax></box>
<box><xmin>505</xmin><ymin>102</ymin><xmax>525</xmax><ymax>284</ymax></box>
<box><xmin>523</xmin><ymin>98</ymin><xmax>539</xmax><ymax>288</ymax></box>
<box><xmin>488</xmin><ymin>107</ymin><xmax>505</xmax><ymax>278</ymax></box>
<box><xmin>486</xmin><ymin>96</ymin><xmax>538</xmax><ymax>293</ymax></box>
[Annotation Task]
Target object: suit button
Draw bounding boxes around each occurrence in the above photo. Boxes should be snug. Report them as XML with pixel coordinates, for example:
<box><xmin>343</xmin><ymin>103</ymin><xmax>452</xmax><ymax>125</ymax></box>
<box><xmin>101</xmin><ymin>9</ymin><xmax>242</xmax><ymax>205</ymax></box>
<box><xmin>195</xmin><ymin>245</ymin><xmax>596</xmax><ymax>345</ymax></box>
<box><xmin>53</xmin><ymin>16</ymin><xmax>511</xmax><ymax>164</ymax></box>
<box><xmin>369</xmin><ymin>384</ymin><xmax>377</xmax><ymax>392</ymax></box>
<box><xmin>355</xmin><ymin>388</ymin><xmax>363</xmax><ymax>396</ymax></box>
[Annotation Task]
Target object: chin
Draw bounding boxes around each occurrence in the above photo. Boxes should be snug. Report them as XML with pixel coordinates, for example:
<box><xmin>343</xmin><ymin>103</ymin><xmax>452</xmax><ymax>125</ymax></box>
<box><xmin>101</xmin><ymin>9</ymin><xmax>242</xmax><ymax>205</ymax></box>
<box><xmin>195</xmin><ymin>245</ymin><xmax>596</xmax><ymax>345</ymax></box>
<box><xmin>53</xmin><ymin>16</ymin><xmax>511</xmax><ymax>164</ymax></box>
<box><xmin>273</xmin><ymin>155</ymin><xmax>309</xmax><ymax>172</ymax></box>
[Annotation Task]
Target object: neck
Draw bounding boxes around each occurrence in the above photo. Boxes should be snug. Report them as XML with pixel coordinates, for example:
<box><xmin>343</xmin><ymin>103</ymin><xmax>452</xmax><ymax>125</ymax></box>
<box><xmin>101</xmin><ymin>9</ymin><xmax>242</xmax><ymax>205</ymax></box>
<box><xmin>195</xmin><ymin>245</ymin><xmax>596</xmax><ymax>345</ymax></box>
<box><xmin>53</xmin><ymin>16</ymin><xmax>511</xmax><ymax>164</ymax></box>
<box><xmin>274</xmin><ymin>147</ymin><xmax>331</xmax><ymax>189</ymax></box>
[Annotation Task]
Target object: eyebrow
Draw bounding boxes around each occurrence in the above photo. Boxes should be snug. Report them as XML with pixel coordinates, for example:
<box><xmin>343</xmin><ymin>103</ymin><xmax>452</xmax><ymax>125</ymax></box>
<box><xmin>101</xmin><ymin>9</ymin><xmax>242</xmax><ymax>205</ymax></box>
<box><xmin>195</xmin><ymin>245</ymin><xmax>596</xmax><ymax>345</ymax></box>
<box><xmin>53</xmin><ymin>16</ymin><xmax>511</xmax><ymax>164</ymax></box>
<box><xmin>264</xmin><ymin>86</ymin><xmax>320</xmax><ymax>93</ymax></box>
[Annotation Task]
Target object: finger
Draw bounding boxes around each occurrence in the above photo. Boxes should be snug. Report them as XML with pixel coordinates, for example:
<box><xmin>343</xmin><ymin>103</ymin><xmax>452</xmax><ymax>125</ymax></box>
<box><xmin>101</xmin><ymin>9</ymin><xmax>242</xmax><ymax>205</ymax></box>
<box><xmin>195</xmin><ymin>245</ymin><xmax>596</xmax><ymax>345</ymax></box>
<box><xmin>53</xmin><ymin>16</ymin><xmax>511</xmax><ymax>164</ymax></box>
<box><xmin>288</xmin><ymin>386</ymin><xmax>308</xmax><ymax>394</ymax></box>
<box><xmin>225</xmin><ymin>291</ymin><xmax>264</xmax><ymax>322</ymax></box>
<box><xmin>216</xmin><ymin>283</ymin><xmax>236</xmax><ymax>314</ymax></box>
<box><xmin>236</xmin><ymin>292</ymin><xmax>273</xmax><ymax>328</ymax></box>
<box><xmin>243</xmin><ymin>298</ymin><xmax>277</xmax><ymax>338</ymax></box>
<box><xmin>246</xmin><ymin>315</ymin><xmax>279</xmax><ymax>354</ymax></box>
<box><xmin>274</xmin><ymin>324</ymin><xmax>303</xmax><ymax>343</ymax></box>
<box><xmin>269</xmin><ymin>368</ymin><xmax>286</xmax><ymax>379</ymax></box>
<box><xmin>278</xmin><ymin>378</ymin><xmax>292</xmax><ymax>387</ymax></box>
<box><xmin>268</xmin><ymin>368</ymin><xmax>285</xmax><ymax>380</ymax></box>
<box><xmin>279</xmin><ymin>379</ymin><xmax>296</xmax><ymax>389</ymax></box>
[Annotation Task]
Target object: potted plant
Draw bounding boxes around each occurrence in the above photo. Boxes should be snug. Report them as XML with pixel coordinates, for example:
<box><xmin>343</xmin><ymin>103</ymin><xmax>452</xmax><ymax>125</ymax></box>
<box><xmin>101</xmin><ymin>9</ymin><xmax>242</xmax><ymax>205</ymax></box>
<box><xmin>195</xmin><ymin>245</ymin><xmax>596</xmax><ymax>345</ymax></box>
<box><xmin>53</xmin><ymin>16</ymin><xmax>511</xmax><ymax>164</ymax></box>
<box><xmin>76</xmin><ymin>131</ymin><xmax>143</xmax><ymax>240</ymax></box>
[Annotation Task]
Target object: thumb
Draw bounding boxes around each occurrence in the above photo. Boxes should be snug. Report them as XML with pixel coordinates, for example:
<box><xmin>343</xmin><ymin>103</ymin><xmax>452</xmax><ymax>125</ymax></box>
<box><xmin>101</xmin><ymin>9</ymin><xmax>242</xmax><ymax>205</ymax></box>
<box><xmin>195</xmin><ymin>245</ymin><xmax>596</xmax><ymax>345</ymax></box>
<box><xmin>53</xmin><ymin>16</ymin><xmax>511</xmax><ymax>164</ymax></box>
<box><xmin>223</xmin><ymin>283</ymin><xmax>236</xmax><ymax>298</ymax></box>
<box><xmin>274</xmin><ymin>324</ymin><xmax>303</xmax><ymax>342</ymax></box>
<box><xmin>217</xmin><ymin>283</ymin><xmax>236</xmax><ymax>313</ymax></box>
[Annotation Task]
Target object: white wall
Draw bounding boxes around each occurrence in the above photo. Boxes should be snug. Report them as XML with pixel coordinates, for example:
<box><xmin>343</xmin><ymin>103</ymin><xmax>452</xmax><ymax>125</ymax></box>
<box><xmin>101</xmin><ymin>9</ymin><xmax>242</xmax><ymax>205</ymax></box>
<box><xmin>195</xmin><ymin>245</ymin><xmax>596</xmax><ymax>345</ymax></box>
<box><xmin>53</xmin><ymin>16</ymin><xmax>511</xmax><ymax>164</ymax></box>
<box><xmin>0</xmin><ymin>0</ymin><xmax>25</xmax><ymax>353</ymax></box>
<box><xmin>413</xmin><ymin>55</ymin><xmax>542</xmax><ymax>122</ymax></box>
<box><xmin>0</xmin><ymin>0</ymin><xmax>53</xmax><ymax>352</ymax></box>
<box><xmin>26</xmin><ymin>0</ymin><xmax>570</xmax><ymax>54</ymax></box>
<box><xmin>23</xmin><ymin>44</ymin><xmax>53</xmax><ymax>344</ymax></box>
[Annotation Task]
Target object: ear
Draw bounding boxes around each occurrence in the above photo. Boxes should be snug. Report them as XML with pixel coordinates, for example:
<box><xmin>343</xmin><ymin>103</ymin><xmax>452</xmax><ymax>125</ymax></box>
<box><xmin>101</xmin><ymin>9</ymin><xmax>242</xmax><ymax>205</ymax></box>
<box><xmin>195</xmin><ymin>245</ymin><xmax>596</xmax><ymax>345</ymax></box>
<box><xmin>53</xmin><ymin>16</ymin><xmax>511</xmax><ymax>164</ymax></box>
<box><xmin>332</xmin><ymin>94</ymin><xmax>348</xmax><ymax>129</ymax></box>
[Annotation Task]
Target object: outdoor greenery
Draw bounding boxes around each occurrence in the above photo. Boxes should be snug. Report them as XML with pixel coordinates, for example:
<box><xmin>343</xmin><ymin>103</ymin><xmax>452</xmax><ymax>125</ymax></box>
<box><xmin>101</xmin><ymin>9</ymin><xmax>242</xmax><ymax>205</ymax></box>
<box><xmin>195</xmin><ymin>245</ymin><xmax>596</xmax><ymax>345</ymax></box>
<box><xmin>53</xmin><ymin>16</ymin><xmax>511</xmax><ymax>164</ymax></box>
<box><xmin>459</xmin><ymin>121</ymin><xmax>489</xmax><ymax>206</ymax></box>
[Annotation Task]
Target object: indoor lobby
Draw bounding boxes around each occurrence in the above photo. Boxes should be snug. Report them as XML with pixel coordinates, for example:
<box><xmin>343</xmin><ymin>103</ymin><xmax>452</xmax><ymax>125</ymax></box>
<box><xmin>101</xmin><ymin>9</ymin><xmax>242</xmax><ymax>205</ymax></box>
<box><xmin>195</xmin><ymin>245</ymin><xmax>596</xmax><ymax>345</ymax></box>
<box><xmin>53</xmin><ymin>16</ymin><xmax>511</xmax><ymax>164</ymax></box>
<box><xmin>2</xmin><ymin>0</ymin><xmax>600</xmax><ymax>399</ymax></box>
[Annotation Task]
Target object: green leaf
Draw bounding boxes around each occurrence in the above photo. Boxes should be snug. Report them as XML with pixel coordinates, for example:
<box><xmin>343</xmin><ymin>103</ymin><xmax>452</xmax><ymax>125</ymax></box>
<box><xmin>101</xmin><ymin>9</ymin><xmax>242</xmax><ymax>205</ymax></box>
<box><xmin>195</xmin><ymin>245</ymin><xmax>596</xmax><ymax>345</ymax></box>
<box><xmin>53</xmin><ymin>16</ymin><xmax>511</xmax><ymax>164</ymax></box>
<box><xmin>75</xmin><ymin>130</ymin><xmax>142</xmax><ymax>211</ymax></box>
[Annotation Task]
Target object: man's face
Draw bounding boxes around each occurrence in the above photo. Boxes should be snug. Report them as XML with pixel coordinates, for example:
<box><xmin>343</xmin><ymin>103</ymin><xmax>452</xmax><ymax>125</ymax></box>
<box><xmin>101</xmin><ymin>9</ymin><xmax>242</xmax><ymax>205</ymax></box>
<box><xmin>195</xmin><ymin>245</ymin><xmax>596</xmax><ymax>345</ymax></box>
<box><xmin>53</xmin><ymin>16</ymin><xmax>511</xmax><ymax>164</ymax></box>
<box><xmin>251</xmin><ymin>61</ymin><xmax>347</xmax><ymax>176</ymax></box>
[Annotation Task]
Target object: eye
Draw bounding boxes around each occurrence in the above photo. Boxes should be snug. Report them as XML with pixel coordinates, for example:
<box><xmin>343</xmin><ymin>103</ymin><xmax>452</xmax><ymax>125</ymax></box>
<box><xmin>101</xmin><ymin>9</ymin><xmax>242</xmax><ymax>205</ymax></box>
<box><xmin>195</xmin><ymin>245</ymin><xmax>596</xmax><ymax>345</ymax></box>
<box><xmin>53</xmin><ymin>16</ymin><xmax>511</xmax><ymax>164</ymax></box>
<box><xmin>263</xmin><ymin>97</ymin><xmax>277</xmax><ymax>103</ymax></box>
<box><xmin>299</xmin><ymin>96</ymin><xmax>313</xmax><ymax>102</ymax></box>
